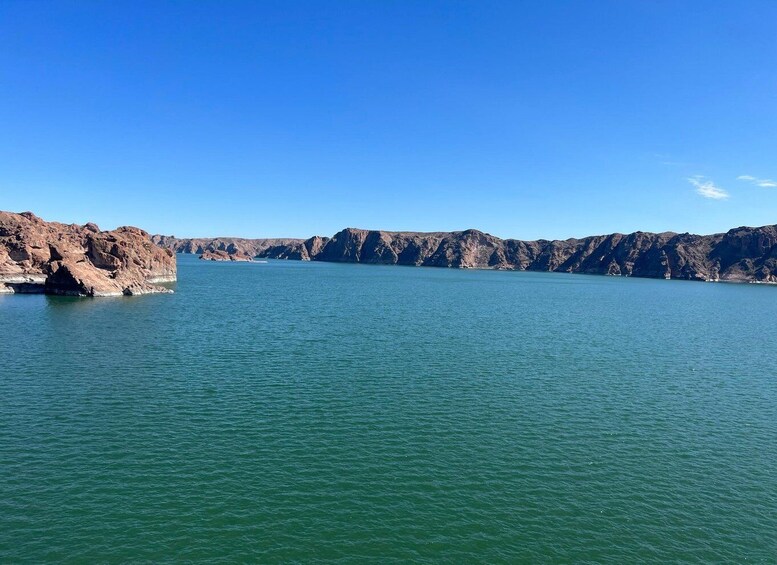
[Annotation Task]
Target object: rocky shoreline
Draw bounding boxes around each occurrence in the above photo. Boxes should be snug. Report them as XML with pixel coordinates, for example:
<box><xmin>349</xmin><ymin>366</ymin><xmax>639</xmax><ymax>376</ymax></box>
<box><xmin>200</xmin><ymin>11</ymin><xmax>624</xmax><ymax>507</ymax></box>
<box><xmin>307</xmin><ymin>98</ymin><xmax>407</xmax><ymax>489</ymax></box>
<box><xmin>1</xmin><ymin>211</ymin><xmax>176</xmax><ymax>296</ymax></box>
<box><xmin>3</xmin><ymin>210</ymin><xmax>774</xmax><ymax>292</ymax></box>
<box><xmin>199</xmin><ymin>249</ymin><xmax>253</xmax><ymax>262</ymax></box>
<box><xmin>151</xmin><ymin>234</ymin><xmax>303</xmax><ymax>259</ymax></box>
<box><xmin>156</xmin><ymin>224</ymin><xmax>777</xmax><ymax>283</ymax></box>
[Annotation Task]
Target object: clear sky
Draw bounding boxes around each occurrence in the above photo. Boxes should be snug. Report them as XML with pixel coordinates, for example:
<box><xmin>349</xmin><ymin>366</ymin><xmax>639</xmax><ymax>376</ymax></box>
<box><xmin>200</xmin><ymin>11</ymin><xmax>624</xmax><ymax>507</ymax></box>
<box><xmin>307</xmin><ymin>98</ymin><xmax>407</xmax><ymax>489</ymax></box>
<box><xmin>1</xmin><ymin>1</ymin><xmax>776</xmax><ymax>239</ymax></box>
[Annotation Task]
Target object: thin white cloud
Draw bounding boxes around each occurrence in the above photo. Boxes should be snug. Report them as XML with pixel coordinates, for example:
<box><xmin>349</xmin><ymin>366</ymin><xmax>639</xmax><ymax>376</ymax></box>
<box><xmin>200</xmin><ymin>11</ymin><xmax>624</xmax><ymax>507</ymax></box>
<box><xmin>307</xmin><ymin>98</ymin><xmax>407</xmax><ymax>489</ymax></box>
<box><xmin>737</xmin><ymin>175</ymin><xmax>776</xmax><ymax>188</ymax></box>
<box><xmin>688</xmin><ymin>176</ymin><xmax>729</xmax><ymax>200</ymax></box>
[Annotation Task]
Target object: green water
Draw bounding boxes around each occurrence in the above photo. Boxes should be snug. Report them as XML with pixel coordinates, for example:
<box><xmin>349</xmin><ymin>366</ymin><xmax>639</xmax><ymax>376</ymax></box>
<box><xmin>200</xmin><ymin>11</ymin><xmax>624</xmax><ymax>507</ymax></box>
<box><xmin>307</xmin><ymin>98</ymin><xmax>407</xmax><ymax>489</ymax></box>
<box><xmin>1</xmin><ymin>255</ymin><xmax>776</xmax><ymax>563</ymax></box>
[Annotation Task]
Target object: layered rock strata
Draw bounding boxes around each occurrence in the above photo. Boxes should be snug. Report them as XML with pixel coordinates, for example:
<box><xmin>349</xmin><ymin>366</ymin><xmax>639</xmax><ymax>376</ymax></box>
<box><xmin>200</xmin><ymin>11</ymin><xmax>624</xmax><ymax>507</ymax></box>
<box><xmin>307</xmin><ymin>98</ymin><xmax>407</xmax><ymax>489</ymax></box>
<box><xmin>157</xmin><ymin>225</ymin><xmax>777</xmax><ymax>283</ymax></box>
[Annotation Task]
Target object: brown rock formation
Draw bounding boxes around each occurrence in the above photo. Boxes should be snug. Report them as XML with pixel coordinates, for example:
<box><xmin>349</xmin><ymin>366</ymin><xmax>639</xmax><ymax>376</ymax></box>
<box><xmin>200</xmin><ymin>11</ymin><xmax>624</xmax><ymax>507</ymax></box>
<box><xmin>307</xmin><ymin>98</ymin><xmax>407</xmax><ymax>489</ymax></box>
<box><xmin>199</xmin><ymin>249</ymin><xmax>253</xmax><ymax>262</ymax></box>
<box><xmin>152</xmin><ymin>235</ymin><xmax>304</xmax><ymax>257</ymax></box>
<box><xmin>0</xmin><ymin>211</ymin><xmax>176</xmax><ymax>296</ymax></box>
<box><xmin>155</xmin><ymin>224</ymin><xmax>777</xmax><ymax>283</ymax></box>
<box><xmin>152</xmin><ymin>234</ymin><xmax>331</xmax><ymax>261</ymax></box>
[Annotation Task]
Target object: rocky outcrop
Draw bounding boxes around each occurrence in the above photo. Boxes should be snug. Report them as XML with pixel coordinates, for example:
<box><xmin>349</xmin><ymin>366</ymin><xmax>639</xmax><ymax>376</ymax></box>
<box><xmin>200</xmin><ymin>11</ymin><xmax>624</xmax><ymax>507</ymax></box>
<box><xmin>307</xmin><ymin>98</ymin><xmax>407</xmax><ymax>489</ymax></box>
<box><xmin>200</xmin><ymin>249</ymin><xmax>253</xmax><ymax>262</ymax></box>
<box><xmin>301</xmin><ymin>226</ymin><xmax>777</xmax><ymax>282</ymax></box>
<box><xmin>309</xmin><ymin>226</ymin><xmax>777</xmax><ymax>282</ymax></box>
<box><xmin>1</xmin><ymin>211</ymin><xmax>176</xmax><ymax>296</ymax></box>
<box><xmin>152</xmin><ymin>235</ymin><xmax>304</xmax><ymax>258</ymax></box>
<box><xmin>156</xmin><ymin>224</ymin><xmax>777</xmax><ymax>283</ymax></box>
<box><xmin>152</xmin><ymin>234</ymin><xmax>330</xmax><ymax>261</ymax></box>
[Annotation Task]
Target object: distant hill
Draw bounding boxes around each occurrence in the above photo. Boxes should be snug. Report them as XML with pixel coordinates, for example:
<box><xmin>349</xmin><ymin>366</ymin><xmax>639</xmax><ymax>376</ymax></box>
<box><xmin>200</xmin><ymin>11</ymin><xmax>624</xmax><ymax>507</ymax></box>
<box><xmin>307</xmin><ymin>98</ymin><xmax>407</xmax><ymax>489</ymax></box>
<box><xmin>153</xmin><ymin>224</ymin><xmax>777</xmax><ymax>283</ymax></box>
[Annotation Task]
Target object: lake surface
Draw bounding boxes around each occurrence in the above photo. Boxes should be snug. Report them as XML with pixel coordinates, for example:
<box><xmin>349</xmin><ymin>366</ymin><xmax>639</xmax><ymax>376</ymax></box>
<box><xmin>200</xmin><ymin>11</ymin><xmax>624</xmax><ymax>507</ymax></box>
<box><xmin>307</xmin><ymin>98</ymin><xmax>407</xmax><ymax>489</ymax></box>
<box><xmin>1</xmin><ymin>255</ymin><xmax>776</xmax><ymax>563</ymax></box>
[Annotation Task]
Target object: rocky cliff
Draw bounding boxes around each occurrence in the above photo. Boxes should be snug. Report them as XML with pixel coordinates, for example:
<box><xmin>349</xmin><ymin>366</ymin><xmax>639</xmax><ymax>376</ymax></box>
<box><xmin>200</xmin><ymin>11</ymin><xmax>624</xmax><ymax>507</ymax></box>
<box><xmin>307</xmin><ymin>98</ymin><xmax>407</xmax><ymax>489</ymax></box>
<box><xmin>152</xmin><ymin>235</ymin><xmax>305</xmax><ymax>258</ymax></box>
<box><xmin>151</xmin><ymin>234</ymin><xmax>327</xmax><ymax>261</ymax></box>
<box><xmin>1</xmin><ymin>211</ymin><xmax>176</xmax><ymax>296</ymax></box>
<box><xmin>306</xmin><ymin>226</ymin><xmax>777</xmax><ymax>282</ymax></box>
<box><xmin>156</xmin><ymin>224</ymin><xmax>777</xmax><ymax>283</ymax></box>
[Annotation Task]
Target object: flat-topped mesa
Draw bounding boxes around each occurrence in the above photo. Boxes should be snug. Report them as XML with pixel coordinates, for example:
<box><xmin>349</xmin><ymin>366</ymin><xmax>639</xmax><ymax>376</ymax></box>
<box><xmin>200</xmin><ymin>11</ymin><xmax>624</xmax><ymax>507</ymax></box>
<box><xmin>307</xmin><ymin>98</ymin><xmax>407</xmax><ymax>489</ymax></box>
<box><xmin>331</xmin><ymin>225</ymin><xmax>777</xmax><ymax>281</ymax></box>
<box><xmin>316</xmin><ymin>226</ymin><xmax>777</xmax><ymax>281</ymax></box>
<box><xmin>199</xmin><ymin>249</ymin><xmax>253</xmax><ymax>262</ymax></box>
<box><xmin>156</xmin><ymin>224</ymin><xmax>777</xmax><ymax>283</ymax></box>
<box><xmin>0</xmin><ymin>211</ymin><xmax>176</xmax><ymax>296</ymax></box>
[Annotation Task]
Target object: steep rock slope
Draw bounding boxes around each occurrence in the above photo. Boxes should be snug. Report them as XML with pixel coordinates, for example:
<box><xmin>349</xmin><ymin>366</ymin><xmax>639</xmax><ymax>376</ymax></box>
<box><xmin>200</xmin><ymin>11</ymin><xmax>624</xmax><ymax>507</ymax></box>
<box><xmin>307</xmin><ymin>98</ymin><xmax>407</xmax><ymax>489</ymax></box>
<box><xmin>154</xmin><ymin>224</ymin><xmax>777</xmax><ymax>283</ymax></box>
<box><xmin>306</xmin><ymin>226</ymin><xmax>777</xmax><ymax>282</ymax></box>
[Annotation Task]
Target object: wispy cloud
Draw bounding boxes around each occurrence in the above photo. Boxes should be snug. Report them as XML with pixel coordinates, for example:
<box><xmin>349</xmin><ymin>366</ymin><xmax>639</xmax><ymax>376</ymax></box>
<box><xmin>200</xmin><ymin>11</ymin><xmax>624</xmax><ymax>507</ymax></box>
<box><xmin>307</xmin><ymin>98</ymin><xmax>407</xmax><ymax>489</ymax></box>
<box><xmin>737</xmin><ymin>175</ymin><xmax>776</xmax><ymax>188</ymax></box>
<box><xmin>688</xmin><ymin>176</ymin><xmax>729</xmax><ymax>200</ymax></box>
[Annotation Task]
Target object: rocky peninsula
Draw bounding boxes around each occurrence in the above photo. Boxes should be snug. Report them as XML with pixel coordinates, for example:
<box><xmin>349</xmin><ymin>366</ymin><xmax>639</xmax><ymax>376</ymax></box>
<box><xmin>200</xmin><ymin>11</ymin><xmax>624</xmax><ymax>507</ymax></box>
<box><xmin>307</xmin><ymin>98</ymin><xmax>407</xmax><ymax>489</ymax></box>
<box><xmin>199</xmin><ymin>249</ymin><xmax>253</xmax><ymax>262</ymax></box>
<box><xmin>156</xmin><ymin>224</ymin><xmax>777</xmax><ymax>283</ymax></box>
<box><xmin>1</xmin><ymin>211</ymin><xmax>176</xmax><ymax>296</ymax></box>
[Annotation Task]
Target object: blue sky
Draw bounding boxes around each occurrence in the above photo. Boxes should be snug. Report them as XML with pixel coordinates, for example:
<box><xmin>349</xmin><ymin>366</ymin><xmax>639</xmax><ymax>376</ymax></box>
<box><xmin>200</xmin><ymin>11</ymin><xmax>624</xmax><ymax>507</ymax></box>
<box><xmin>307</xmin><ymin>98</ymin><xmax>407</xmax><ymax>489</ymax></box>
<box><xmin>1</xmin><ymin>1</ymin><xmax>776</xmax><ymax>239</ymax></box>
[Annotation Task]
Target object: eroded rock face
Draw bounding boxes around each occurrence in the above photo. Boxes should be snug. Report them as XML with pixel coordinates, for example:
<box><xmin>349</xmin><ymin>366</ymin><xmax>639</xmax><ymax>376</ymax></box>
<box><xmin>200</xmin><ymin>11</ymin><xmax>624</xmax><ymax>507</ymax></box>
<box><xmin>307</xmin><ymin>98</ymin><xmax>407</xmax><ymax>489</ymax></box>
<box><xmin>156</xmin><ymin>224</ymin><xmax>777</xmax><ymax>283</ymax></box>
<box><xmin>0</xmin><ymin>211</ymin><xmax>176</xmax><ymax>296</ymax></box>
<box><xmin>199</xmin><ymin>249</ymin><xmax>253</xmax><ymax>262</ymax></box>
<box><xmin>152</xmin><ymin>234</ymin><xmax>333</xmax><ymax>262</ymax></box>
<box><xmin>152</xmin><ymin>235</ymin><xmax>304</xmax><ymax>258</ymax></box>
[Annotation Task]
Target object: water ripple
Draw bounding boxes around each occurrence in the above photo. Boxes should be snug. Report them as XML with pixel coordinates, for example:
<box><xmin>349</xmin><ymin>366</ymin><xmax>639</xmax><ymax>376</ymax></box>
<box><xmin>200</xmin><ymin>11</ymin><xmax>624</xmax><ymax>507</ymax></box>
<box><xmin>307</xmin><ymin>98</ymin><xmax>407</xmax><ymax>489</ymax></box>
<box><xmin>1</xmin><ymin>258</ymin><xmax>776</xmax><ymax>562</ymax></box>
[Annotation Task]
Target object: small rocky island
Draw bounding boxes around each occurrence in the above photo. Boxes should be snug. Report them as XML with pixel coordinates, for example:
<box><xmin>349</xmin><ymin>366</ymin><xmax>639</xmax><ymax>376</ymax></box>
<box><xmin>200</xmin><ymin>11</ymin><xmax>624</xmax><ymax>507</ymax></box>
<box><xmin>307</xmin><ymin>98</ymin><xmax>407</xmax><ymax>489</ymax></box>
<box><xmin>156</xmin><ymin>224</ymin><xmax>777</xmax><ymax>283</ymax></box>
<box><xmin>0</xmin><ymin>211</ymin><xmax>176</xmax><ymax>296</ymax></box>
<box><xmin>199</xmin><ymin>249</ymin><xmax>253</xmax><ymax>262</ymax></box>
